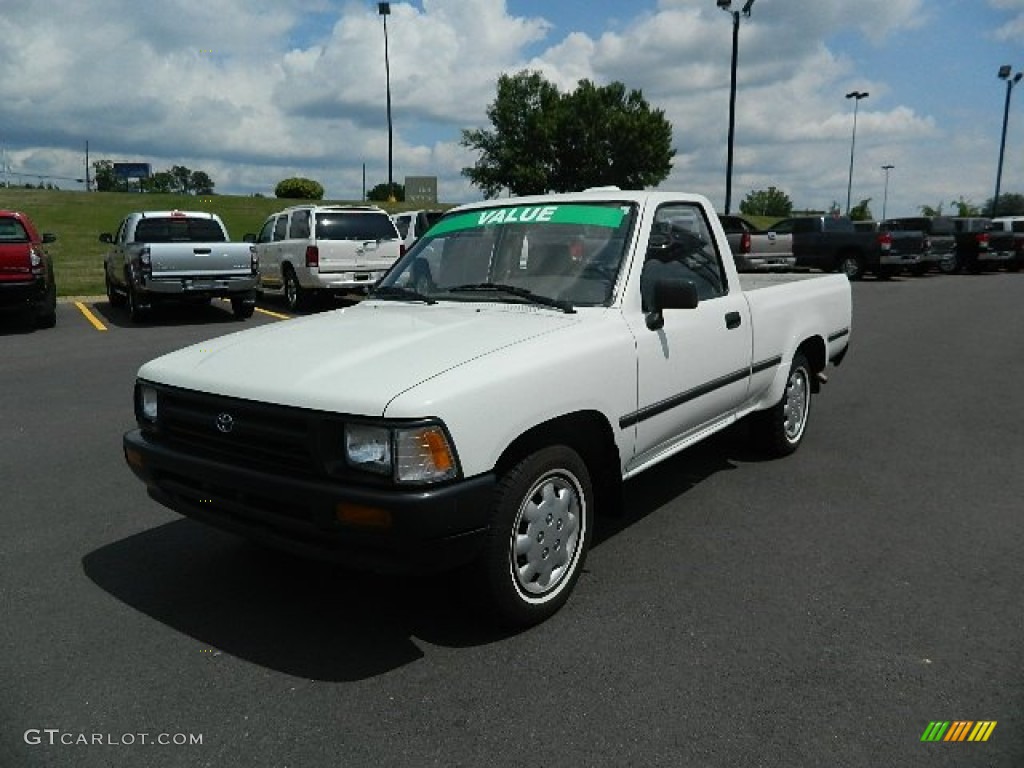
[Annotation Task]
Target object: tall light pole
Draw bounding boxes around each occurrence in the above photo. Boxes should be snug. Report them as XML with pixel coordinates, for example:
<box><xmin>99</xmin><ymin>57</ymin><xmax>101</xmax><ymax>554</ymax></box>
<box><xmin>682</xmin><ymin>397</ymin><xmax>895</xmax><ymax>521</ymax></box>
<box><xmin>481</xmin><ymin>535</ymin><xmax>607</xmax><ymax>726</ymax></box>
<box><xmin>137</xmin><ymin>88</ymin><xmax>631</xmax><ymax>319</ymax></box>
<box><xmin>717</xmin><ymin>0</ymin><xmax>755</xmax><ymax>215</ymax></box>
<box><xmin>992</xmin><ymin>65</ymin><xmax>1021</xmax><ymax>217</ymax></box>
<box><xmin>378</xmin><ymin>2</ymin><xmax>395</xmax><ymax>203</ymax></box>
<box><xmin>881</xmin><ymin>164</ymin><xmax>894</xmax><ymax>220</ymax></box>
<box><xmin>845</xmin><ymin>90</ymin><xmax>869</xmax><ymax>215</ymax></box>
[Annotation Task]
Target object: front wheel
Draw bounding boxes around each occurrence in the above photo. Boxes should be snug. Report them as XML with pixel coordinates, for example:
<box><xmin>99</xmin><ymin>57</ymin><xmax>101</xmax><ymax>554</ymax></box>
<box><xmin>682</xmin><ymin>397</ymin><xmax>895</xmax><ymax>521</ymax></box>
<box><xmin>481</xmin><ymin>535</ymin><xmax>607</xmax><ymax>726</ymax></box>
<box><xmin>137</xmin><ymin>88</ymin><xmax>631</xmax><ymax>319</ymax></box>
<box><xmin>749</xmin><ymin>352</ymin><xmax>812</xmax><ymax>457</ymax></box>
<box><xmin>939</xmin><ymin>251</ymin><xmax>960</xmax><ymax>274</ymax></box>
<box><xmin>478</xmin><ymin>446</ymin><xmax>593</xmax><ymax>628</ymax></box>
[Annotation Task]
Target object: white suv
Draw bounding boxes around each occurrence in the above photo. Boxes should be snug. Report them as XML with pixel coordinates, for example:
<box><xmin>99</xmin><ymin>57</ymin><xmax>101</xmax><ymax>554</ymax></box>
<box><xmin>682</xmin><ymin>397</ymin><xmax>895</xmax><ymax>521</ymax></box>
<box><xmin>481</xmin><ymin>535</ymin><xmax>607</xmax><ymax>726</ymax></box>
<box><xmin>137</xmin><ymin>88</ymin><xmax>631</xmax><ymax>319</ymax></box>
<box><xmin>254</xmin><ymin>204</ymin><xmax>401</xmax><ymax>310</ymax></box>
<box><xmin>391</xmin><ymin>209</ymin><xmax>445</xmax><ymax>253</ymax></box>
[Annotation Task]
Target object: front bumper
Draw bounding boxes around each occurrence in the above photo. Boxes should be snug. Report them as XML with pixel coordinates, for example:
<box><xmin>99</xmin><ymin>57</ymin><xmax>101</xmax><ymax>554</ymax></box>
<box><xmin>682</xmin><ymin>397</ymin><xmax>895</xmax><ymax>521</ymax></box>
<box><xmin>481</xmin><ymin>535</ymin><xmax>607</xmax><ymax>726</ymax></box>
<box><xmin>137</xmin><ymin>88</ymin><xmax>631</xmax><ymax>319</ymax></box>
<box><xmin>123</xmin><ymin>429</ymin><xmax>496</xmax><ymax>572</ymax></box>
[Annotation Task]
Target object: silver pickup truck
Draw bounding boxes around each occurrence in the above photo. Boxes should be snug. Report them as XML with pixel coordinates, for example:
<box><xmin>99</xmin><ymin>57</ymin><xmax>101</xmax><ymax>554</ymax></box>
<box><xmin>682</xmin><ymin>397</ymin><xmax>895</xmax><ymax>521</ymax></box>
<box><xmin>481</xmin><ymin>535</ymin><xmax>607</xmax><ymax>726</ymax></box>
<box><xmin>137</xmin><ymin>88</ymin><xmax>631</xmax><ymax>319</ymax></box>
<box><xmin>718</xmin><ymin>214</ymin><xmax>795</xmax><ymax>271</ymax></box>
<box><xmin>101</xmin><ymin>210</ymin><xmax>259</xmax><ymax>322</ymax></box>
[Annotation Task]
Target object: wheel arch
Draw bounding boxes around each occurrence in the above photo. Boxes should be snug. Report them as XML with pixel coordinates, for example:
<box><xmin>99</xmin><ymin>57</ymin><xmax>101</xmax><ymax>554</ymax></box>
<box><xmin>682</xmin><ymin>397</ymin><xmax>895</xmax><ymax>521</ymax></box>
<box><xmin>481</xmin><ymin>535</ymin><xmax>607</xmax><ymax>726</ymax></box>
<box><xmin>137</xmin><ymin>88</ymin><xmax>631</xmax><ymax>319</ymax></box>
<box><xmin>494</xmin><ymin>410</ymin><xmax>623</xmax><ymax>514</ymax></box>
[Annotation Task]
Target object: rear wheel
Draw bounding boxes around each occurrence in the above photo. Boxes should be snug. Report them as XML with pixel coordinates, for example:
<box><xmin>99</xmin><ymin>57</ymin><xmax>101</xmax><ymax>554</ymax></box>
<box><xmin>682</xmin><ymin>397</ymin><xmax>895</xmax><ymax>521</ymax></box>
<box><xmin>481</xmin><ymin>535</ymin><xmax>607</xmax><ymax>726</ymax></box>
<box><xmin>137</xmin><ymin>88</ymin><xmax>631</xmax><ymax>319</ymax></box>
<box><xmin>231</xmin><ymin>296</ymin><xmax>255</xmax><ymax>319</ymax></box>
<box><xmin>35</xmin><ymin>275</ymin><xmax>57</xmax><ymax>329</ymax></box>
<box><xmin>749</xmin><ymin>352</ymin><xmax>812</xmax><ymax>458</ymax></box>
<box><xmin>283</xmin><ymin>266</ymin><xmax>308</xmax><ymax>312</ymax></box>
<box><xmin>837</xmin><ymin>254</ymin><xmax>863</xmax><ymax>280</ymax></box>
<box><xmin>478</xmin><ymin>445</ymin><xmax>593</xmax><ymax>628</ymax></box>
<box><xmin>105</xmin><ymin>270</ymin><xmax>126</xmax><ymax>307</ymax></box>
<box><xmin>939</xmin><ymin>251</ymin><xmax>960</xmax><ymax>274</ymax></box>
<box><xmin>126</xmin><ymin>282</ymin><xmax>148</xmax><ymax>323</ymax></box>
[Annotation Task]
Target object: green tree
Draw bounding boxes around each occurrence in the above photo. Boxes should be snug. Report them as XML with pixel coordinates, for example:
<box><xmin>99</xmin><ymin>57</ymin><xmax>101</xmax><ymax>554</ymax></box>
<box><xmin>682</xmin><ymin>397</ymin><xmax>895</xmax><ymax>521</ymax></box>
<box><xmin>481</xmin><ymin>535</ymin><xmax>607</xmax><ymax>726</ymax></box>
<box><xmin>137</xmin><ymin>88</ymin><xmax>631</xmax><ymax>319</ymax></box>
<box><xmin>983</xmin><ymin>192</ymin><xmax>1024</xmax><ymax>216</ymax></box>
<box><xmin>553</xmin><ymin>79</ymin><xmax>674</xmax><ymax>192</ymax></box>
<box><xmin>367</xmin><ymin>182</ymin><xmax>404</xmax><ymax>202</ymax></box>
<box><xmin>849</xmin><ymin>198</ymin><xmax>873</xmax><ymax>221</ymax></box>
<box><xmin>739</xmin><ymin>187</ymin><xmax>792</xmax><ymax>217</ymax></box>
<box><xmin>140</xmin><ymin>171</ymin><xmax>175</xmax><ymax>193</ymax></box>
<box><xmin>461</xmin><ymin>71</ymin><xmax>562</xmax><ymax>198</ymax></box>
<box><xmin>461</xmin><ymin>70</ymin><xmax>674</xmax><ymax>198</ymax></box>
<box><xmin>275</xmin><ymin>177</ymin><xmax>324</xmax><ymax>200</ymax></box>
<box><xmin>170</xmin><ymin>165</ymin><xmax>193</xmax><ymax>195</ymax></box>
<box><xmin>951</xmin><ymin>196</ymin><xmax>980</xmax><ymax>217</ymax></box>
<box><xmin>919</xmin><ymin>202</ymin><xmax>944</xmax><ymax>216</ymax></box>
<box><xmin>190</xmin><ymin>171</ymin><xmax>215</xmax><ymax>195</ymax></box>
<box><xmin>92</xmin><ymin>160</ymin><xmax>116</xmax><ymax>192</ymax></box>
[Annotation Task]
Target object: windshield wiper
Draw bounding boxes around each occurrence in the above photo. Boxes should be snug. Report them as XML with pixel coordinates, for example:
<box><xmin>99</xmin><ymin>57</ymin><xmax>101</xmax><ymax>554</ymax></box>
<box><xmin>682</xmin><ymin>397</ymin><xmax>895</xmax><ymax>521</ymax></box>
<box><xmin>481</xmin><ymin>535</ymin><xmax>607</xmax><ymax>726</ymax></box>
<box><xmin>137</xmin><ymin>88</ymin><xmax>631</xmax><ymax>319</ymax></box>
<box><xmin>447</xmin><ymin>283</ymin><xmax>575</xmax><ymax>314</ymax></box>
<box><xmin>370</xmin><ymin>285</ymin><xmax>437</xmax><ymax>305</ymax></box>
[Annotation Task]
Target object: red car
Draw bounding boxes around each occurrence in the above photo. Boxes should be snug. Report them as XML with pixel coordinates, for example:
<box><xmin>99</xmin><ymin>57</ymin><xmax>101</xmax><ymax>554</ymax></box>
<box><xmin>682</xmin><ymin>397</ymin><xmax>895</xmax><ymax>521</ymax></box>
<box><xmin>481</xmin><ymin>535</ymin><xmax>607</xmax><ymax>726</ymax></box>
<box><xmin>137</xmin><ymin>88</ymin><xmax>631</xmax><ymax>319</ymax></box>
<box><xmin>0</xmin><ymin>210</ymin><xmax>58</xmax><ymax>328</ymax></box>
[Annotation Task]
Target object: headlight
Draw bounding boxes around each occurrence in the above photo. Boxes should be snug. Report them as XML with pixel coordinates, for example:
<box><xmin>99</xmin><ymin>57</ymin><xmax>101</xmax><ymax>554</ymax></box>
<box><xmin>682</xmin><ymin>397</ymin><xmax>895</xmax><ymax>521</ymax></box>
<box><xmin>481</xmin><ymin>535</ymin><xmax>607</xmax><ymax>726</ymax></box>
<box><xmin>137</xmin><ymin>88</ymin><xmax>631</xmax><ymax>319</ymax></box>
<box><xmin>395</xmin><ymin>425</ymin><xmax>456</xmax><ymax>483</ymax></box>
<box><xmin>343</xmin><ymin>422</ymin><xmax>458</xmax><ymax>483</ymax></box>
<box><xmin>345</xmin><ymin>424</ymin><xmax>391</xmax><ymax>474</ymax></box>
<box><xmin>137</xmin><ymin>383</ymin><xmax>159</xmax><ymax>422</ymax></box>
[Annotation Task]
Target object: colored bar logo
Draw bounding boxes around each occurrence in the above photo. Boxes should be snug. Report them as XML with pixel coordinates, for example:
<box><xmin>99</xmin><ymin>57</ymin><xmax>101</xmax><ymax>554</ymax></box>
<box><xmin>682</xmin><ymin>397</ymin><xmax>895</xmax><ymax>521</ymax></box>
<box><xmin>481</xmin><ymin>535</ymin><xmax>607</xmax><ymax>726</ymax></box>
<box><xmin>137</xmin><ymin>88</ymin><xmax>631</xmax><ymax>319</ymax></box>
<box><xmin>921</xmin><ymin>721</ymin><xmax>997</xmax><ymax>742</ymax></box>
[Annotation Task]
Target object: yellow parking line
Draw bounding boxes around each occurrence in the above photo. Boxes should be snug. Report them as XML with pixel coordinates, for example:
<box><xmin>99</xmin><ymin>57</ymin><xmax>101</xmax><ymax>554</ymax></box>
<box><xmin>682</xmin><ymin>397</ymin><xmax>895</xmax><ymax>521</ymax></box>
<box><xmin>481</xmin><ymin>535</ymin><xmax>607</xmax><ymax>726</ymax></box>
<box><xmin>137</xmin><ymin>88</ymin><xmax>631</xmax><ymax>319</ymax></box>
<box><xmin>255</xmin><ymin>306</ymin><xmax>292</xmax><ymax>320</ymax></box>
<box><xmin>75</xmin><ymin>301</ymin><xmax>108</xmax><ymax>331</ymax></box>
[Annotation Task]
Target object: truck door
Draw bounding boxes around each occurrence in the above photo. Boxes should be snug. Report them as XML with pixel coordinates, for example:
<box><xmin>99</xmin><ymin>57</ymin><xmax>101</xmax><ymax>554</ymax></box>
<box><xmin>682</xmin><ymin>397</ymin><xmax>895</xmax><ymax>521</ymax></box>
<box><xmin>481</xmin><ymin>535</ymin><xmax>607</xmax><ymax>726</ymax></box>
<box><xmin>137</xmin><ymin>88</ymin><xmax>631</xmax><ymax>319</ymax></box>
<box><xmin>624</xmin><ymin>202</ymin><xmax>752</xmax><ymax>467</ymax></box>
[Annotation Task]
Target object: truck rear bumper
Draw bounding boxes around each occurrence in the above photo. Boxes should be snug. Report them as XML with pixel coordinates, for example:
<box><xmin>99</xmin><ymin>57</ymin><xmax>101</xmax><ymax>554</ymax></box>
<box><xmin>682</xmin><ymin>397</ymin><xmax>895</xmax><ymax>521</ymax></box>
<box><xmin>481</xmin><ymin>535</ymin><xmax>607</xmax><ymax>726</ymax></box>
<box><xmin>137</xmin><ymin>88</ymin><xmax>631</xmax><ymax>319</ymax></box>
<box><xmin>141</xmin><ymin>275</ymin><xmax>260</xmax><ymax>297</ymax></box>
<box><xmin>0</xmin><ymin>276</ymin><xmax>47</xmax><ymax>309</ymax></box>
<box><xmin>301</xmin><ymin>270</ymin><xmax>388</xmax><ymax>293</ymax></box>
<box><xmin>123</xmin><ymin>429</ymin><xmax>496</xmax><ymax>573</ymax></box>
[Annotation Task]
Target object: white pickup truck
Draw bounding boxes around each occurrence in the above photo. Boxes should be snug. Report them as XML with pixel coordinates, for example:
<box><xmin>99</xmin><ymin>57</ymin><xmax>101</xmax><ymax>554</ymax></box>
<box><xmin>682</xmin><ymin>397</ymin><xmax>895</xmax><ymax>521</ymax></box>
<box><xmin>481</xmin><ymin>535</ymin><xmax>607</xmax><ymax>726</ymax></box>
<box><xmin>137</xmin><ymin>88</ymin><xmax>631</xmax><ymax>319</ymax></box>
<box><xmin>101</xmin><ymin>210</ymin><xmax>259</xmax><ymax>322</ymax></box>
<box><xmin>123</xmin><ymin>189</ymin><xmax>852</xmax><ymax>626</ymax></box>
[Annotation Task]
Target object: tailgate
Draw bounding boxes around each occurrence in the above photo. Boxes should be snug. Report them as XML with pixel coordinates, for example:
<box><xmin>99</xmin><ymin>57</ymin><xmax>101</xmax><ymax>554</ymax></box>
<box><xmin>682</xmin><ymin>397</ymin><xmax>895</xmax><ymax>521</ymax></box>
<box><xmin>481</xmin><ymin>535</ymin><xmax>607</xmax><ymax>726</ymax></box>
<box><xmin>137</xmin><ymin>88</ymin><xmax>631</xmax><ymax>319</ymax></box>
<box><xmin>314</xmin><ymin>210</ymin><xmax>401</xmax><ymax>274</ymax></box>
<box><xmin>0</xmin><ymin>244</ymin><xmax>31</xmax><ymax>281</ymax></box>
<box><xmin>147</xmin><ymin>243</ymin><xmax>253</xmax><ymax>277</ymax></box>
<box><xmin>316</xmin><ymin>239</ymin><xmax>400</xmax><ymax>273</ymax></box>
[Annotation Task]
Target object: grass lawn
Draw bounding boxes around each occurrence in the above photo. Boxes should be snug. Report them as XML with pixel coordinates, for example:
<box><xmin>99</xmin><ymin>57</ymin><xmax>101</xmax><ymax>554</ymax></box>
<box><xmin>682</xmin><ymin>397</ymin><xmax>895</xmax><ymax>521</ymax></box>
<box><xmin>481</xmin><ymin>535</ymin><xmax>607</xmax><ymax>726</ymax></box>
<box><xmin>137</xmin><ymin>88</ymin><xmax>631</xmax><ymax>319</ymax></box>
<box><xmin>0</xmin><ymin>188</ymin><xmax>442</xmax><ymax>297</ymax></box>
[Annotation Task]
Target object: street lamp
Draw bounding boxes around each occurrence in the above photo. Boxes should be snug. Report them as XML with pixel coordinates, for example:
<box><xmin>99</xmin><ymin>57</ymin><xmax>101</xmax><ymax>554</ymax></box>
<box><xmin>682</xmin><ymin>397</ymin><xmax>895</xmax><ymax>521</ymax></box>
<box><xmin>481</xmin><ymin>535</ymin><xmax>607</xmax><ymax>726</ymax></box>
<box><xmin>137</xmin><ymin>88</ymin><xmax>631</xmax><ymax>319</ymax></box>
<box><xmin>717</xmin><ymin>0</ymin><xmax>755</xmax><ymax>215</ymax></box>
<box><xmin>881</xmin><ymin>164</ymin><xmax>894</xmax><ymax>220</ymax></box>
<box><xmin>992</xmin><ymin>65</ymin><xmax>1022</xmax><ymax>216</ymax></box>
<box><xmin>845</xmin><ymin>91</ymin><xmax>869</xmax><ymax>215</ymax></box>
<box><xmin>378</xmin><ymin>2</ymin><xmax>395</xmax><ymax>203</ymax></box>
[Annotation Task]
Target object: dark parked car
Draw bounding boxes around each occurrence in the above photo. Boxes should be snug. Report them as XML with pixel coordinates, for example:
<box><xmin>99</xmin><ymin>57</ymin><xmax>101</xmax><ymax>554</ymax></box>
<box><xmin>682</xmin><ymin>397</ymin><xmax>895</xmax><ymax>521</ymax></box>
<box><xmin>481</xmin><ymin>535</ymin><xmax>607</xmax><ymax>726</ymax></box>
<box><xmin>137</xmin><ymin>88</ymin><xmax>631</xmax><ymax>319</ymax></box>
<box><xmin>882</xmin><ymin>216</ymin><xmax>956</xmax><ymax>274</ymax></box>
<box><xmin>0</xmin><ymin>210</ymin><xmax>57</xmax><ymax>328</ymax></box>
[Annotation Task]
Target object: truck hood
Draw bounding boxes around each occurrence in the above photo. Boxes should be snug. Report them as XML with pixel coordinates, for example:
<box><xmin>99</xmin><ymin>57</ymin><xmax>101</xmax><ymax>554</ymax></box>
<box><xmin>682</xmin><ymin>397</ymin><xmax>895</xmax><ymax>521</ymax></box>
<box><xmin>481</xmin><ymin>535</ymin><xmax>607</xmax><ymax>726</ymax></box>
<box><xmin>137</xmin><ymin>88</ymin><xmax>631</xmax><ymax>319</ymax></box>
<box><xmin>138</xmin><ymin>301</ymin><xmax>583</xmax><ymax>415</ymax></box>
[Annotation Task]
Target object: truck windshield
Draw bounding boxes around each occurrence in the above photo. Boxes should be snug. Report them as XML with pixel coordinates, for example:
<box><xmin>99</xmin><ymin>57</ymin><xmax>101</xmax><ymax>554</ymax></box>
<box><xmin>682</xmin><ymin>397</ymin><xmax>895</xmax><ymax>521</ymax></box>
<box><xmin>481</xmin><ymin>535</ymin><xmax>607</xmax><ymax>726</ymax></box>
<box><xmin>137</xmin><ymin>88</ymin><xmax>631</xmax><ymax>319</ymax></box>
<box><xmin>375</xmin><ymin>202</ymin><xmax>636</xmax><ymax>308</ymax></box>
<box><xmin>134</xmin><ymin>217</ymin><xmax>226</xmax><ymax>243</ymax></box>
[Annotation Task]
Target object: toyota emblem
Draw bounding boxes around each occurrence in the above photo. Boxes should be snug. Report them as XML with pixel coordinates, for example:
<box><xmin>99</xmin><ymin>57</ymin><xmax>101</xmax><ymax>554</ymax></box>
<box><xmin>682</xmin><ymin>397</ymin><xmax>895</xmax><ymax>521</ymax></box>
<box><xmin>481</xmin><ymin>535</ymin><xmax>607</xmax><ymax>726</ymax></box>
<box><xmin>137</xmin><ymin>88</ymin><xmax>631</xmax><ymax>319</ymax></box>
<box><xmin>215</xmin><ymin>413</ymin><xmax>235</xmax><ymax>434</ymax></box>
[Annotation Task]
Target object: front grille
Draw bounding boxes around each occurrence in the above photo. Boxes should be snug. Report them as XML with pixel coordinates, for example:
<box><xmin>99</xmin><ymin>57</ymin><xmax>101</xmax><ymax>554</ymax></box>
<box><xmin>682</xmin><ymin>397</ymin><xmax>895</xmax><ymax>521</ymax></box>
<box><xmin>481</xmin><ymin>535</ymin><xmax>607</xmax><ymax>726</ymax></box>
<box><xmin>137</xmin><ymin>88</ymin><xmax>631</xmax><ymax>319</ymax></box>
<box><xmin>158</xmin><ymin>389</ymin><xmax>320</xmax><ymax>478</ymax></box>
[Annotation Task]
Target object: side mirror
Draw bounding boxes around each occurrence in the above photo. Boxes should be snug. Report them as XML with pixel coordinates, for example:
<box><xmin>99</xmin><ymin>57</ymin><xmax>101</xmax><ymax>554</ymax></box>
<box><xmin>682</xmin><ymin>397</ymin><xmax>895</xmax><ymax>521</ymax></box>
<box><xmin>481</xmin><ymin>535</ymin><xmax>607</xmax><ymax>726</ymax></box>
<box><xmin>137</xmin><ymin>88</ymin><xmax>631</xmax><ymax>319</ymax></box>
<box><xmin>243</xmin><ymin>233</ymin><xmax>257</xmax><ymax>243</ymax></box>
<box><xmin>99</xmin><ymin>233</ymin><xmax>113</xmax><ymax>244</ymax></box>
<box><xmin>645</xmin><ymin>278</ymin><xmax>698</xmax><ymax>331</ymax></box>
<box><xmin>42</xmin><ymin>233</ymin><xmax>57</xmax><ymax>244</ymax></box>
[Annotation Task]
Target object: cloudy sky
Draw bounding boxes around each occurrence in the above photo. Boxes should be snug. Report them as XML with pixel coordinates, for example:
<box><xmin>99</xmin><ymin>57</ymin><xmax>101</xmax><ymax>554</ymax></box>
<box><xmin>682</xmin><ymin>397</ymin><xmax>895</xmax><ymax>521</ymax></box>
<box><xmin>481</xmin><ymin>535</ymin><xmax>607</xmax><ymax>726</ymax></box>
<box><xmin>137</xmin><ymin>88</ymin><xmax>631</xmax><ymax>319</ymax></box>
<box><xmin>2</xmin><ymin>0</ymin><xmax>1022</xmax><ymax>217</ymax></box>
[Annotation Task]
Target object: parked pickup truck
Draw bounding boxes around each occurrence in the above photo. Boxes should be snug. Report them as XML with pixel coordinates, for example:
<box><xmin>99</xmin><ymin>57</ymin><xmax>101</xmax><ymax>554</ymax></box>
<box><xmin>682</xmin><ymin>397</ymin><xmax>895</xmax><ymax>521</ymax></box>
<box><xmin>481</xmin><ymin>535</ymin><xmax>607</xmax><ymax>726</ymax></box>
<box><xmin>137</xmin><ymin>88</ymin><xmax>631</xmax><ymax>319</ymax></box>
<box><xmin>853</xmin><ymin>220</ymin><xmax>931</xmax><ymax>276</ymax></box>
<box><xmin>988</xmin><ymin>216</ymin><xmax>1024</xmax><ymax>272</ymax></box>
<box><xmin>122</xmin><ymin>189</ymin><xmax>852</xmax><ymax>627</ymax></box>
<box><xmin>0</xmin><ymin>209</ymin><xmax>57</xmax><ymax>328</ymax></box>
<box><xmin>882</xmin><ymin>216</ymin><xmax>956</xmax><ymax>274</ymax></box>
<box><xmin>770</xmin><ymin>215</ymin><xmax>926</xmax><ymax>280</ymax></box>
<box><xmin>718</xmin><ymin>214</ymin><xmax>795</xmax><ymax>271</ymax></box>
<box><xmin>101</xmin><ymin>210</ymin><xmax>259</xmax><ymax>322</ymax></box>
<box><xmin>945</xmin><ymin>217</ymin><xmax>1017</xmax><ymax>274</ymax></box>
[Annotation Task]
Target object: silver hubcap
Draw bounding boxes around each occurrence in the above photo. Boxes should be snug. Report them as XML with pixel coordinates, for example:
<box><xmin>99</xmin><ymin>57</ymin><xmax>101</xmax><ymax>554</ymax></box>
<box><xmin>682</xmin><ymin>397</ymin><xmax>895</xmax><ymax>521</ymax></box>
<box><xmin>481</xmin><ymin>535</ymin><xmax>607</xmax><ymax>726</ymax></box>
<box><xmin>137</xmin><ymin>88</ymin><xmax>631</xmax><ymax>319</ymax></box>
<box><xmin>784</xmin><ymin>367</ymin><xmax>809</xmax><ymax>442</ymax></box>
<box><xmin>285</xmin><ymin>276</ymin><xmax>297</xmax><ymax>307</ymax></box>
<box><xmin>511</xmin><ymin>470</ymin><xmax>583</xmax><ymax>599</ymax></box>
<box><xmin>842</xmin><ymin>258</ymin><xmax>859</xmax><ymax>278</ymax></box>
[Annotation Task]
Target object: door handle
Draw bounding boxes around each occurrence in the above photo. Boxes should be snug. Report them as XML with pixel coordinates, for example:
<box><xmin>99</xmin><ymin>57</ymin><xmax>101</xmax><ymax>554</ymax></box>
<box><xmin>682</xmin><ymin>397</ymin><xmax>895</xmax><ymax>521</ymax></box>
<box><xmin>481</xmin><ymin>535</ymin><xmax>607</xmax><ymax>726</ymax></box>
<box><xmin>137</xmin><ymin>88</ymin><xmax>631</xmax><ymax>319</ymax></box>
<box><xmin>725</xmin><ymin>311</ymin><xmax>742</xmax><ymax>329</ymax></box>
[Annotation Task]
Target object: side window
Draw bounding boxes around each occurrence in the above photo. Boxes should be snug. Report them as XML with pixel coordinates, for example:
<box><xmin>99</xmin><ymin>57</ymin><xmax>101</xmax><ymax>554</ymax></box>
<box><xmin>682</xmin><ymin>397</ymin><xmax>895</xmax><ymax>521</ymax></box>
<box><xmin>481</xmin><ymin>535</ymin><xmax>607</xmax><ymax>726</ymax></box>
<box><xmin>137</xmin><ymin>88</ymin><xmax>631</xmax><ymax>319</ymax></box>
<box><xmin>256</xmin><ymin>218</ymin><xmax>275</xmax><ymax>244</ymax></box>
<box><xmin>394</xmin><ymin>215</ymin><xmax>411</xmax><ymax>238</ymax></box>
<box><xmin>272</xmin><ymin>215</ymin><xmax>288</xmax><ymax>241</ymax></box>
<box><xmin>290</xmin><ymin>210</ymin><xmax>311</xmax><ymax>239</ymax></box>
<box><xmin>642</xmin><ymin>203</ymin><xmax>726</xmax><ymax>306</ymax></box>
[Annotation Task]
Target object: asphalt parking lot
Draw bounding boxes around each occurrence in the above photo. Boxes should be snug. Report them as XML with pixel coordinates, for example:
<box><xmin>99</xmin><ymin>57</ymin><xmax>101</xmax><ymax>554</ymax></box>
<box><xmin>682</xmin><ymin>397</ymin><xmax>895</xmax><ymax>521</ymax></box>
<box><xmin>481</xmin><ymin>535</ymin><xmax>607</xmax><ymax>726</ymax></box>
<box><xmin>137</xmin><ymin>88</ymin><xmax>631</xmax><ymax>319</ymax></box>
<box><xmin>2</xmin><ymin>275</ymin><xmax>1023</xmax><ymax>768</ymax></box>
